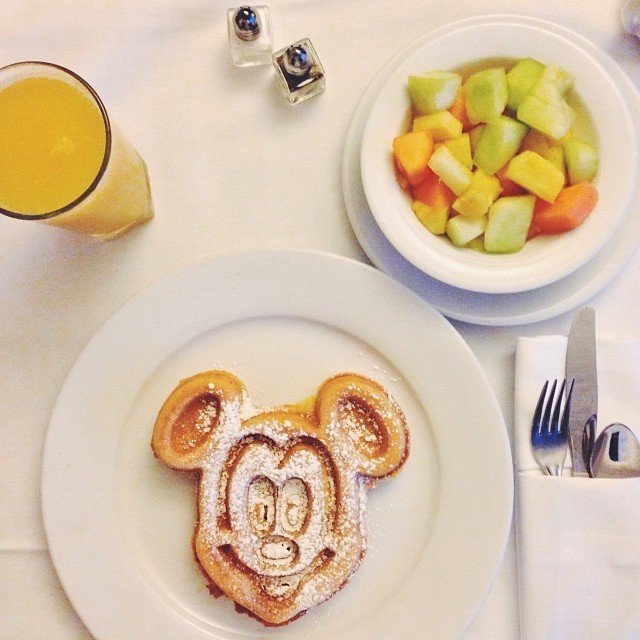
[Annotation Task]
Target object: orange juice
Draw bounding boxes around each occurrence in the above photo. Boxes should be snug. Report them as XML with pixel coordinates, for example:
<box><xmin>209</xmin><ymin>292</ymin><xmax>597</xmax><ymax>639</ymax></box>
<box><xmin>0</xmin><ymin>75</ymin><xmax>107</xmax><ymax>215</ymax></box>
<box><xmin>0</xmin><ymin>62</ymin><xmax>153</xmax><ymax>238</ymax></box>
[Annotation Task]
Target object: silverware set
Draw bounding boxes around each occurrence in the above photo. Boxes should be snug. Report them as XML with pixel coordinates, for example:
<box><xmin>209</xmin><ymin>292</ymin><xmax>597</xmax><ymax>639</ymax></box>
<box><xmin>531</xmin><ymin>306</ymin><xmax>640</xmax><ymax>478</ymax></box>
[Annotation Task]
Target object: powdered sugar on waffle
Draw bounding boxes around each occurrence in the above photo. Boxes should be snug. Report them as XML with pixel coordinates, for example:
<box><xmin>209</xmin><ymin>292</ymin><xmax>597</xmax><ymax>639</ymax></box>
<box><xmin>152</xmin><ymin>371</ymin><xmax>409</xmax><ymax>625</ymax></box>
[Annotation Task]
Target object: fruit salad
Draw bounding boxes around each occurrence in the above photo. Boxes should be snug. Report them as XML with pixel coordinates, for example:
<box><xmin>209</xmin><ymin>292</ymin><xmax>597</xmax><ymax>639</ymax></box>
<box><xmin>392</xmin><ymin>58</ymin><xmax>599</xmax><ymax>253</ymax></box>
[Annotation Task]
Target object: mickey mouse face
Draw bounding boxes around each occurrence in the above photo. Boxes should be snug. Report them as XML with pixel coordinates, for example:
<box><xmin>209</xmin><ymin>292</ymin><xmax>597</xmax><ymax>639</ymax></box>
<box><xmin>152</xmin><ymin>371</ymin><xmax>409</xmax><ymax>626</ymax></box>
<box><xmin>222</xmin><ymin>429</ymin><xmax>335</xmax><ymax>585</ymax></box>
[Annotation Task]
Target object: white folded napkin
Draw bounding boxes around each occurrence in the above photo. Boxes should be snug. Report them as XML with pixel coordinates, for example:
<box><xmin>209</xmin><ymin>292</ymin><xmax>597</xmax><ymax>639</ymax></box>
<box><xmin>515</xmin><ymin>336</ymin><xmax>640</xmax><ymax>640</ymax></box>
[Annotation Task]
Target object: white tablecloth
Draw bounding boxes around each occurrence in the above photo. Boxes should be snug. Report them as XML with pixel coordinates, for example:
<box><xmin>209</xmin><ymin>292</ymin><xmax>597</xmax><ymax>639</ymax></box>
<box><xmin>1</xmin><ymin>1</ymin><xmax>639</xmax><ymax>638</ymax></box>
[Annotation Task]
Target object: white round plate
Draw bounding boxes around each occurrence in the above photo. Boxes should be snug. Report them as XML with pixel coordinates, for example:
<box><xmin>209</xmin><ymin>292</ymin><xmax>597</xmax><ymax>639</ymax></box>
<box><xmin>42</xmin><ymin>250</ymin><xmax>512</xmax><ymax>640</ymax></box>
<box><xmin>345</xmin><ymin>16</ymin><xmax>640</xmax><ymax>320</ymax></box>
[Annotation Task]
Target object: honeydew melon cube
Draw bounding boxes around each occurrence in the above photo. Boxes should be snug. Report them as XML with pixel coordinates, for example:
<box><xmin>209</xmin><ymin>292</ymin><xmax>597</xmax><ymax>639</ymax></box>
<box><xmin>468</xmin><ymin>125</ymin><xmax>485</xmax><ymax>154</ymax></box>
<box><xmin>504</xmin><ymin>150</ymin><xmax>565</xmax><ymax>203</ymax></box>
<box><xmin>472</xmin><ymin>115</ymin><xmax>529</xmax><ymax>174</ymax></box>
<box><xmin>464</xmin><ymin>67</ymin><xmax>508</xmax><ymax>124</ymax></box>
<box><xmin>412</xmin><ymin>200</ymin><xmax>449</xmax><ymax>235</ymax></box>
<box><xmin>412</xmin><ymin>110</ymin><xmax>463</xmax><ymax>141</ymax></box>
<box><xmin>506</xmin><ymin>58</ymin><xmax>545</xmax><ymax>110</ymax></box>
<box><xmin>408</xmin><ymin>71</ymin><xmax>462</xmax><ymax>115</ymax></box>
<box><xmin>446</xmin><ymin>214</ymin><xmax>487</xmax><ymax>247</ymax></box>
<box><xmin>444</xmin><ymin>133</ymin><xmax>473</xmax><ymax>170</ymax></box>
<box><xmin>564</xmin><ymin>139</ymin><xmax>599</xmax><ymax>184</ymax></box>
<box><xmin>452</xmin><ymin>169</ymin><xmax>502</xmax><ymax>217</ymax></box>
<box><xmin>484</xmin><ymin>195</ymin><xmax>536</xmax><ymax>253</ymax></box>
<box><xmin>427</xmin><ymin>144</ymin><xmax>474</xmax><ymax>195</ymax></box>
<box><xmin>467</xmin><ymin>235</ymin><xmax>486</xmax><ymax>252</ymax></box>
<box><xmin>529</xmin><ymin>64</ymin><xmax>574</xmax><ymax>103</ymax></box>
<box><xmin>517</xmin><ymin>94</ymin><xmax>575</xmax><ymax>140</ymax></box>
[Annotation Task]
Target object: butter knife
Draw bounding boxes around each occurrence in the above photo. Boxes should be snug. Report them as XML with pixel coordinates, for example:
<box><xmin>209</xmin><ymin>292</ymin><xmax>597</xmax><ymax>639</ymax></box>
<box><xmin>565</xmin><ymin>306</ymin><xmax>597</xmax><ymax>476</ymax></box>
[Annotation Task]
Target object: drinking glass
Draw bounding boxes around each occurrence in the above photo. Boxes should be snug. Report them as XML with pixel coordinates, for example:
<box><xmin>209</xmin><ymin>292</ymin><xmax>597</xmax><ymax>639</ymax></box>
<box><xmin>0</xmin><ymin>61</ymin><xmax>154</xmax><ymax>239</ymax></box>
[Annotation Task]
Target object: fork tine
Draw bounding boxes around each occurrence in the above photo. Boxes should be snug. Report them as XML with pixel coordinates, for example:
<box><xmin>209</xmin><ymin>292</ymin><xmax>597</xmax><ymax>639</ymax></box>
<box><xmin>550</xmin><ymin>379</ymin><xmax>567</xmax><ymax>434</ymax></box>
<box><xmin>532</xmin><ymin>379</ymin><xmax>549</xmax><ymax>435</ymax></box>
<box><xmin>531</xmin><ymin>378</ymin><xmax>571</xmax><ymax>476</ymax></box>
<box><xmin>542</xmin><ymin>379</ymin><xmax>558</xmax><ymax>434</ymax></box>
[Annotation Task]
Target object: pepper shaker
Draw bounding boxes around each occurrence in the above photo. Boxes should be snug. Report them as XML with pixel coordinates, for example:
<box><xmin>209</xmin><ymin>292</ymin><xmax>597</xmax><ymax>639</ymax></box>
<box><xmin>227</xmin><ymin>6</ymin><xmax>272</xmax><ymax>67</ymax></box>
<box><xmin>272</xmin><ymin>38</ymin><xmax>326</xmax><ymax>104</ymax></box>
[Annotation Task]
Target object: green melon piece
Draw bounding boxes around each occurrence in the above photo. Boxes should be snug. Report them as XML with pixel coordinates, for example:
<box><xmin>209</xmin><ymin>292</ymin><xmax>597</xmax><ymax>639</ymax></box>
<box><xmin>529</xmin><ymin>64</ymin><xmax>574</xmax><ymax>103</ymax></box>
<box><xmin>446</xmin><ymin>214</ymin><xmax>487</xmax><ymax>247</ymax></box>
<box><xmin>473</xmin><ymin>115</ymin><xmax>529</xmax><ymax>174</ymax></box>
<box><xmin>516</xmin><ymin>64</ymin><xmax>575</xmax><ymax>140</ymax></box>
<box><xmin>517</xmin><ymin>95</ymin><xmax>575</xmax><ymax>141</ymax></box>
<box><xmin>506</xmin><ymin>58</ymin><xmax>545</xmax><ymax>110</ymax></box>
<box><xmin>564</xmin><ymin>139</ymin><xmax>599</xmax><ymax>184</ymax></box>
<box><xmin>464</xmin><ymin>67</ymin><xmax>508</xmax><ymax>124</ymax></box>
<box><xmin>484</xmin><ymin>195</ymin><xmax>536</xmax><ymax>253</ymax></box>
<box><xmin>427</xmin><ymin>144</ymin><xmax>473</xmax><ymax>195</ymax></box>
<box><xmin>407</xmin><ymin>71</ymin><xmax>462</xmax><ymax>115</ymax></box>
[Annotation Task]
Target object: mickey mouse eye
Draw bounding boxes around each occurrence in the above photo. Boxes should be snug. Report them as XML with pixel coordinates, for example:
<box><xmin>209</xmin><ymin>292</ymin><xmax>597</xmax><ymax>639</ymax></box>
<box><xmin>247</xmin><ymin>476</ymin><xmax>276</xmax><ymax>534</ymax></box>
<box><xmin>279</xmin><ymin>478</ymin><xmax>309</xmax><ymax>534</ymax></box>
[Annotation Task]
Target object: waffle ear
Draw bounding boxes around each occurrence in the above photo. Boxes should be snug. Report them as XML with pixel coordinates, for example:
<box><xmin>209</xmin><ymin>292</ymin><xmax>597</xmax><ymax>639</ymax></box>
<box><xmin>315</xmin><ymin>373</ymin><xmax>409</xmax><ymax>479</ymax></box>
<box><xmin>151</xmin><ymin>370</ymin><xmax>245</xmax><ymax>470</ymax></box>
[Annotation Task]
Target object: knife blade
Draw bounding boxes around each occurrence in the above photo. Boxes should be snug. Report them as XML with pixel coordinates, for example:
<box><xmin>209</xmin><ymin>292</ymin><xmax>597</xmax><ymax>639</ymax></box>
<box><xmin>565</xmin><ymin>306</ymin><xmax>597</xmax><ymax>476</ymax></box>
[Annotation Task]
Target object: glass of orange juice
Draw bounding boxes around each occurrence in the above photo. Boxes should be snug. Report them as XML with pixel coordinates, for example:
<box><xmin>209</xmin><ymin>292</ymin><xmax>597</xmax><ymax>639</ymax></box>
<box><xmin>0</xmin><ymin>61</ymin><xmax>154</xmax><ymax>239</ymax></box>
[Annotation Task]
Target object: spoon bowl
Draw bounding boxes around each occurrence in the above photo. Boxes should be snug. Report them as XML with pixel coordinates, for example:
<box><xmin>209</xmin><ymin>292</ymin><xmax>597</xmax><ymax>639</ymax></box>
<box><xmin>590</xmin><ymin>423</ymin><xmax>640</xmax><ymax>478</ymax></box>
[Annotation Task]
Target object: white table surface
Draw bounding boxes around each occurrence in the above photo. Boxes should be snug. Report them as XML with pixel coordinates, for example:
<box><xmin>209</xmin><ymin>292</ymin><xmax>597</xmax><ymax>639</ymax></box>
<box><xmin>1</xmin><ymin>1</ymin><xmax>639</xmax><ymax>638</ymax></box>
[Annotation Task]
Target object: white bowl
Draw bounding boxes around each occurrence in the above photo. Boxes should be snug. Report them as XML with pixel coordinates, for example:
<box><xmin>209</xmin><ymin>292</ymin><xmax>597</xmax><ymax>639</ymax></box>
<box><xmin>360</xmin><ymin>16</ymin><xmax>637</xmax><ymax>294</ymax></box>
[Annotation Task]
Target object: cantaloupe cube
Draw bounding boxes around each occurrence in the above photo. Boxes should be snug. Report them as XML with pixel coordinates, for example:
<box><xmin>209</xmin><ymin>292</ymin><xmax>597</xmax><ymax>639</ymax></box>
<box><xmin>411</xmin><ymin>171</ymin><xmax>456</xmax><ymax>209</ymax></box>
<box><xmin>392</xmin><ymin>130</ymin><xmax>435</xmax><ymax>186</ymax></box>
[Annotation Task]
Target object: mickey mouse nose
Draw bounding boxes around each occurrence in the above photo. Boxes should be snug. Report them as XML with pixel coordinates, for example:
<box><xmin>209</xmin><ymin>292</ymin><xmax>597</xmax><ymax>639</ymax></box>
<box><xmin>259</xmin><ymin>536</ymin><xmax>298</xmax><ymax>566</ymax></box>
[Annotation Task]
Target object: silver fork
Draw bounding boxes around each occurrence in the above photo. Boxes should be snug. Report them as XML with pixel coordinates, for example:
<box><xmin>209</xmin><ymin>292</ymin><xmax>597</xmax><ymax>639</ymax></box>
<box><xmin>531</xmin><ymin>378</ymin><xmax>575</xmax><ymax>476</ymax></box>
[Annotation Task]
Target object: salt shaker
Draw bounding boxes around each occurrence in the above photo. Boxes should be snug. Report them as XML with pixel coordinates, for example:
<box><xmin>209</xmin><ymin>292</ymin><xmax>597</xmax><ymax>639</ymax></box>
<box><xmin>272</xmin><ymin>38</ymin><xmax>326</xmax><ymax>104</ymax></box>
<box><xmin>227</xmin><ymin>6</ymin><xmax>272</xmax><ymax>66</ymax></box>
<box><xmin>622</xmin><ymin>0</ymin><xmax>640</xmax><ymax>38</ymax></box>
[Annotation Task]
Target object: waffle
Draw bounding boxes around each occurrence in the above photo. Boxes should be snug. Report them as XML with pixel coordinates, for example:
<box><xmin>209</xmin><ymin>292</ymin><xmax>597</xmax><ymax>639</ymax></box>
<box><xmin>151</xmin><ymin>370</ymin><xmax>410</xmax><ymax>625</ymax></box>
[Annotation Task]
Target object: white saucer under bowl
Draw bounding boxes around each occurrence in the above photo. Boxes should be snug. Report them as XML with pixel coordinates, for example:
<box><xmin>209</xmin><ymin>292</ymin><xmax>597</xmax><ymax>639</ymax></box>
<box><xmin>344</xmin><ymin>15</ymin><xmax>640</xmax><ymax>324</ymax></box>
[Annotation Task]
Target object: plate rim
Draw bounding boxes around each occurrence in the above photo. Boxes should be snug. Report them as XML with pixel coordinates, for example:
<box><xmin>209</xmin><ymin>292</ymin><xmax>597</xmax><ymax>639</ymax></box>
<box><xmin>41</xmin><ymin>249</ymin><xmax>513</xmax><ymax>640</ymax></box>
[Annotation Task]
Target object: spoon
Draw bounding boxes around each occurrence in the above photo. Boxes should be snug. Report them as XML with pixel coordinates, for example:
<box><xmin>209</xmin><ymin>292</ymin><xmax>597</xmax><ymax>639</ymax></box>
<box><xmin>582</xmin><ymin>415</ymin><xmax>597</xmax><ymax>477</ymax></box>
<box><xmin>590</xmin><ymin>423</ymin><xmax>640</xmax><ymax>478</ymax></box>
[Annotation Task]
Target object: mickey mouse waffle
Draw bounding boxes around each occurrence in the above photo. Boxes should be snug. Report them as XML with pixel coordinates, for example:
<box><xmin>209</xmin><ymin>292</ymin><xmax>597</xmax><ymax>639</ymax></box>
<box><xmin>151</xmin><ymin>370</ymin><xmax>410</xmax><ymax>626</ymax></box>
